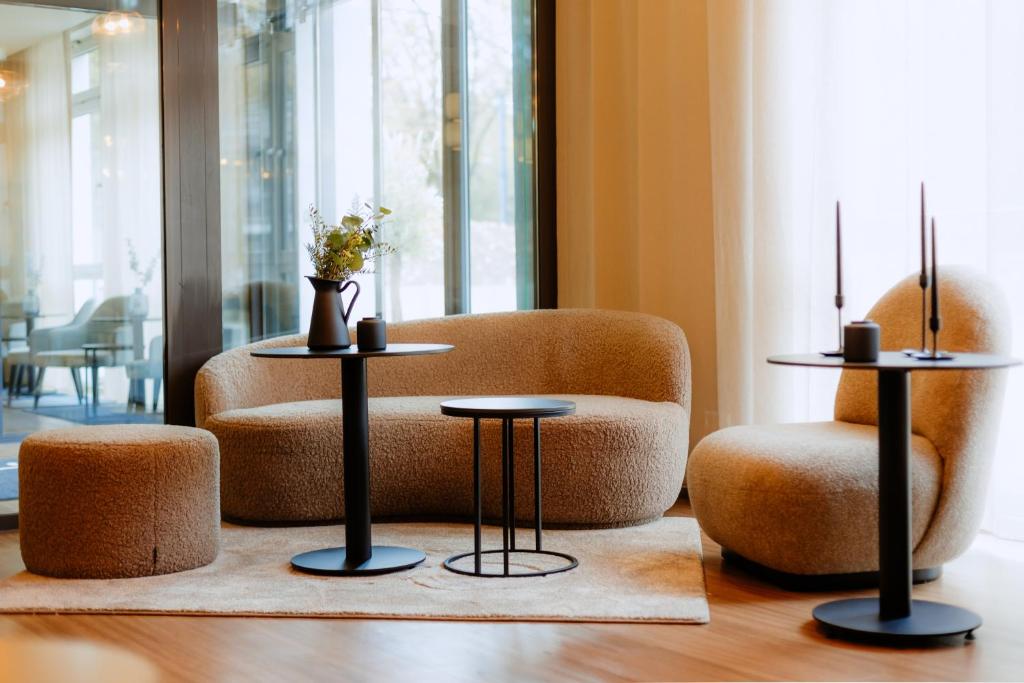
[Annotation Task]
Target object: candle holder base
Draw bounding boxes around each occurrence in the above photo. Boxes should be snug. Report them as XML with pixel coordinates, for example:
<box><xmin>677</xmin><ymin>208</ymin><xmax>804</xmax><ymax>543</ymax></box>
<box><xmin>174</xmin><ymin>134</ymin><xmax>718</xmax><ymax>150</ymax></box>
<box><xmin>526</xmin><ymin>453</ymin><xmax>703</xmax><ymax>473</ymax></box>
<box><xmin>901</xmin><ymin>348</ymin><xmax>927</xmax><ymax>357</ymax></box>
<box><xmin>911</xmin><ymin>351</ymin><xmax>956</xmax><ymax>362</ymax></box>
<box><xmin>820</xmin><ymin>349</ymin><xmax>844</xmax><ymax>357</ymax></box>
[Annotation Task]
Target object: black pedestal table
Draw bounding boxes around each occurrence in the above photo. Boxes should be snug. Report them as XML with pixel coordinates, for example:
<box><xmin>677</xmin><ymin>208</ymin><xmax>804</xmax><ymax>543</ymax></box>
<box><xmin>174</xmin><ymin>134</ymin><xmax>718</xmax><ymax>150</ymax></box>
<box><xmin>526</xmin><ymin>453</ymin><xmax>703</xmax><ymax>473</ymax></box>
<box><xmin>768</xmin><ymin>351</ymin><xmax>1020</xmax><ymax>643</ymax></box>
<box><xmin>253</xmin><ymin>343</ymin><xmax>453</xmax><ymax>576</ymax></box>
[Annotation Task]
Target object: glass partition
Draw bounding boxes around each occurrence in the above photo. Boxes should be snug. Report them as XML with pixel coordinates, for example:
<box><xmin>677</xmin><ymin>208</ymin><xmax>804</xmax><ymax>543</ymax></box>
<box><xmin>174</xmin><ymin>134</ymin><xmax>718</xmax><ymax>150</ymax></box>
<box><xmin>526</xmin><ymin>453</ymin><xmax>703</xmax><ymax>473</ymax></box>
<box><xmin>0</xmin><ymin>3</ymin><xmax>164</xmax><ymax>498</ymax></box>
<box><xmin>217</xmin><ymin>0</ymin><xmax>538</xmax><ymax>348</ymax></box>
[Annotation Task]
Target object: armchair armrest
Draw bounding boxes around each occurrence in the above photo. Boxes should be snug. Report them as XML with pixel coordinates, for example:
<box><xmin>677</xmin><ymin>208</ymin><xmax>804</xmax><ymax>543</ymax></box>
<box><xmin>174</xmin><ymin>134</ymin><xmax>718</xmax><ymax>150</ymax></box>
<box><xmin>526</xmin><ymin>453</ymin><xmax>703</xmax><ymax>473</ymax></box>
<box><xmin>195</xmin><ymin>334</ymin><xmax>339</xmax><ymax>428</ymax></box>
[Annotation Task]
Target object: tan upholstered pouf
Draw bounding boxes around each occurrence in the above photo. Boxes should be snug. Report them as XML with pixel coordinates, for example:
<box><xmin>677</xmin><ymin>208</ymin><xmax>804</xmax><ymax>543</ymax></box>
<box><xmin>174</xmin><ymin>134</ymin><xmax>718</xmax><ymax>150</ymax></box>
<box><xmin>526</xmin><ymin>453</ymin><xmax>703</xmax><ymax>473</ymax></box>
<box><xmin>19</xmin><ymin>425</ymin><xmax>220</xmax><ymax>579</ymax></box>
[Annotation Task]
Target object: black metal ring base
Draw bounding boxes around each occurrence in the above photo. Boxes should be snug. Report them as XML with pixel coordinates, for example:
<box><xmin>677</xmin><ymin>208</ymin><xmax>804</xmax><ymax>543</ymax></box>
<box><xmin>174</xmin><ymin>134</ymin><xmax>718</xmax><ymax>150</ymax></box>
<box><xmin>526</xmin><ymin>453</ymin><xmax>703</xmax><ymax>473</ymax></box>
<box><xmin>813</xmin><ymin>598</ymin><xmax>981</xmax><ymax>642</ymax></box>
<box><xmin>291</xmin><ymin>545</ymin><xmax>426</xmax><ymax>576</ymax></box>
<box><xmin>443</xmin><ymin>549</ymin><xmax>578</xmax><ymax>578</ymax></box>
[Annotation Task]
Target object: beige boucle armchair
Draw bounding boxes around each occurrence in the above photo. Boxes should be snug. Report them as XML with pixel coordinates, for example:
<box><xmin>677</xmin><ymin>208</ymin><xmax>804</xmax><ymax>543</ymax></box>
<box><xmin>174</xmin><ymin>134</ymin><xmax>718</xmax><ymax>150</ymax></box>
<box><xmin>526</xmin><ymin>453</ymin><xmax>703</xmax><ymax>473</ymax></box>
<box><xmin>687</xmin><ymin>267</ymin><xmax>1009</xmax><ymax>579</ymax></box>
<box><xmin>196</xmin><ymin>308</ymin><xmax>691</xmax><ymax>527</ymax></box>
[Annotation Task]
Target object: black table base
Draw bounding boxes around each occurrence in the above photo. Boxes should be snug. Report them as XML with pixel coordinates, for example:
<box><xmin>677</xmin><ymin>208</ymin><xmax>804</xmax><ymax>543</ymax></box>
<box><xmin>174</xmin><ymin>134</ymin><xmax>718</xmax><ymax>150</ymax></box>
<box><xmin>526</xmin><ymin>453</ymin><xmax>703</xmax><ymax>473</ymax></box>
<box><xmin>291</xmin><ymin>545</ymin><xmax>426</xmax><ymax>576</ymax></box>
<box><xmin>443</xmin><ymin>549</ymin><xmax>578</xmax><ymax>578</ymax></box>
<box><xmin>814</xmin><ymin>598</ymin><xmax>981</xmax><ymax>640</ymax></box>
<box><xmin>439</xmin><ymin>401</ymin><xmax>579</xmax><ymax>579</ymax></box>
<box><xmin>767</xmin><ymin>352</ymin><xmax>1020</xmax><ymax>646</ymax></box>
<box><xmin>253</xmin><ymin>344</ymin><xmax>453</xmax><ymax>578</ymax></box>
<box><xmin>288</xmin><ymin>356</ymin><xmax>428</xmax><ymax>576</ymax></box>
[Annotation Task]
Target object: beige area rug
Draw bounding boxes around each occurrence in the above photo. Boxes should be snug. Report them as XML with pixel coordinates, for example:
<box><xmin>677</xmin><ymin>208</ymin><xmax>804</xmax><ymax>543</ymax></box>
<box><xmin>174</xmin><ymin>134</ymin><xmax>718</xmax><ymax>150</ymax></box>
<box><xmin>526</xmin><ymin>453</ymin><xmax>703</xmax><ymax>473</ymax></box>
<box><xmin>0</xmin><ymin>517</ymin><xmax>708</xmax><ymax>623</ymax></box>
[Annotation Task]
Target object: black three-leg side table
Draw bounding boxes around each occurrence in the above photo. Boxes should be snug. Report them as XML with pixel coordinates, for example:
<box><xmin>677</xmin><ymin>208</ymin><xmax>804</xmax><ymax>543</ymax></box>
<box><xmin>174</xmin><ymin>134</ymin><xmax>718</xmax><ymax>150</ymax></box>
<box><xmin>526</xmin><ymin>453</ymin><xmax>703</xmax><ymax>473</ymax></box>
<box><xmin>440</xmin><ymin>397</ymin><xmax>578</xmax><ymax>578</ymax></box>
<box><xmin>253</xmin><ymin>343</ymin><xmax>453</xmax><ymax>576</ymax></box>
<box><xmin>768</xmin><ymin>351</ymin><xmax>1020</xmax><ymax>644</ymax></box>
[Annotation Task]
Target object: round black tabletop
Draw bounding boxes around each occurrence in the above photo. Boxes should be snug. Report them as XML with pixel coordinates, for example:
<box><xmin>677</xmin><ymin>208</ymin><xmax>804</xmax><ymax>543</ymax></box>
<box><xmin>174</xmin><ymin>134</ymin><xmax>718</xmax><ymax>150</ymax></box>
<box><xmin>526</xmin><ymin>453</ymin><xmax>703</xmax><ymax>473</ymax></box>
<box><xmin>440</xmin><ymin>397</ymin><xmax>577</xmax><ymax>418</ymax></box>
<box><xmin>768</xmin><ymin>351</ymin><xmax>1021</xmax><ymax>371</ymax></box>
<box><xmin>252</xmin><ymin>343</ymin><xmax>453</xmax><ymax>360</ymax></box>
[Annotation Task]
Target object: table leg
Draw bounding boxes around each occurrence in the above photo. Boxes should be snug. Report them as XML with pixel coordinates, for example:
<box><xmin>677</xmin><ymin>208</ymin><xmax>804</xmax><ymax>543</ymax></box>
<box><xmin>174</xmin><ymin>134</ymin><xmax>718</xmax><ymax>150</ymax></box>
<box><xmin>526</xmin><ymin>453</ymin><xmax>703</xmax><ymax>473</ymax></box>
<box><xmin>534</xmin><ymin>417</ymin><xmax>542</xmax><ymax>551</ymax></box>
<box><xmin>878</xmin><ymin>369</ymin><xmax>912</xmax><ymax>618</ymax></box>
<box><xmin>91</xmin><ymin>359</ymin><xmax>99</xmax><ymax>414</ymax></box>
<box><xmin>289</xmin><ymin>356</ymin><xmax>425</xmax><ymax>576</ymax></box>
<box><xmin>131</xmin><ymin>316</ymin><xmax>146</xmax><ymax>407</ymax></box>
<box><xmin>501</xmin><ymin>418</ymin><xmax>510</xmax><ymax>576</ymax></box>
<box><xmin>24</xmin><ymin>317</ymin><xmax>35</xmax><ymax>397</ymax></box>
<box><xmin>509</xmin><ymin>418</ymin><xmax>516</xmax><ymax>551</ymax></box>
<box><xmin>341</xmin><ymin>357</ymin><xmax>372</xmax><ymax>564</ymax></box>
<box><xmin>473</xmin><ymin>417</ymin><xmax>482</xmax><ymax>575</ymax></box>
<box><xmin>812</xmin><ymin>369</ymin><xmax>982</xmax><ymax>642</ymax></box>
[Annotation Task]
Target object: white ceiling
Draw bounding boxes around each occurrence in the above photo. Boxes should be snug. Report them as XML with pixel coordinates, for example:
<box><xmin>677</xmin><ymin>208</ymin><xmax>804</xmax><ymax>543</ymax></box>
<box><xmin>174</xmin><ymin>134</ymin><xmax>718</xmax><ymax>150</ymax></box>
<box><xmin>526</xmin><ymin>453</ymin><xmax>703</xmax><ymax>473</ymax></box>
<box><xmin>0</xmin><ymin>4</ymin><xmax>95</xmax><ymax>58</ymax></box>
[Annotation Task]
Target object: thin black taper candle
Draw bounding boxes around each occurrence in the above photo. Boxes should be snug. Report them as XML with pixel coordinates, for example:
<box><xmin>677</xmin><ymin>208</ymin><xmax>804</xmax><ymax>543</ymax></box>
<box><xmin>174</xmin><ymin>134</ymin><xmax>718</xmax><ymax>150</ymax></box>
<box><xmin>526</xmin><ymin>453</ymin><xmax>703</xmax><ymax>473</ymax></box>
<box><xmin>835</xmin><ymin>201</ymin><xmax>844</xmax><ymax>349</ymax></box>
<box><xmin>930</xmin><ymin>217</ymin><xmax>941</xmax><ymax>356</ymax></box>
<box><xmin>920</xmin><ymin>183</ymin><xmax>929</xmax><ymax>350</ymax></box>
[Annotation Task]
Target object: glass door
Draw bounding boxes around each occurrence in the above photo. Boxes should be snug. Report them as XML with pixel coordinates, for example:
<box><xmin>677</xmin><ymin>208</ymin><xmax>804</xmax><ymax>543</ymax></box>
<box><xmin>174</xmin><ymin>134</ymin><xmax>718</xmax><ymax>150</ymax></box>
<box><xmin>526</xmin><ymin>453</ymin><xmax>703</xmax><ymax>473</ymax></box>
<box><xmin>0</xmin><ymin>0</ymin><xmax>164</xmax><ymax>521</ymax></box>
<box><xmin>217</xmin><ymin>0</ymin><xmax>538</xmax><ymax>348</ymax></box>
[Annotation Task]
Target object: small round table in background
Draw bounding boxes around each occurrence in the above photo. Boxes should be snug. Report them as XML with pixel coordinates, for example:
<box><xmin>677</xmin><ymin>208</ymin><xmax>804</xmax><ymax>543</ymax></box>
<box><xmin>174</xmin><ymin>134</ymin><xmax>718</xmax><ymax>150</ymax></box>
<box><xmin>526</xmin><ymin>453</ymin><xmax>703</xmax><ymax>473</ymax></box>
<box><xmin>81</xmin><ymin>343</ymin><xmax>134</xmax><ymax>414</ymax></box>
<box><xmin>440</xmin><ymin>397</ymin><xmax>578</xmax><ymax>578</ymax></box>
<box><xmin>253</xmin><ymin>343</ymin><xmax>453</xmax><ymax>576</ymax></box>
<box><xmin>768</xmin><ymin>351</ymin><xmax>1021</xmax><ymax>644</ymax></box>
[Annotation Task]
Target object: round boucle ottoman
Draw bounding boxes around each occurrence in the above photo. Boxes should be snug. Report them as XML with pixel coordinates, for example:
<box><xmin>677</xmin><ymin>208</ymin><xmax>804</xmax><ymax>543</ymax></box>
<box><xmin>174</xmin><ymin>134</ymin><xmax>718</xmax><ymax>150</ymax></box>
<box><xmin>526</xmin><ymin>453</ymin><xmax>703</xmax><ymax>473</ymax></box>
<box><xmin>18</xmin><ymin>425</ymin><xmax>220</xmax><ymax>579</ymax></box>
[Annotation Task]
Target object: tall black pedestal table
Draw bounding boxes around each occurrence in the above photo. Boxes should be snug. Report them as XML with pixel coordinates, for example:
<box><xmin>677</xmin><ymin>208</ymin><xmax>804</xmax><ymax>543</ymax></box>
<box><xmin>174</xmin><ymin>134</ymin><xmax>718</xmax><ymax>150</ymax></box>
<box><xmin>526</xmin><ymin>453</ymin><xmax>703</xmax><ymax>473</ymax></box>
<box><xmin>253</xmin><ymin>343</ymin><xmax>453</xmax><ymax>576</ymax></box>
<box><xmin>767</xmin><ymin>351</ymin><xmax>1020</xmax><ymax>644</ymax></box>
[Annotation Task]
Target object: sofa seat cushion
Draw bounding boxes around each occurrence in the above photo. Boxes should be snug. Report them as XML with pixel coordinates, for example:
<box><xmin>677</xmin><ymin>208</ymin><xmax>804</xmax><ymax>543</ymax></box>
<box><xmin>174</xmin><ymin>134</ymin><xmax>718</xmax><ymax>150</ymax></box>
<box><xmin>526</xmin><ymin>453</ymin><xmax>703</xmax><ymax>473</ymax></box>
<box><xmin>206</xmin><ymin>394</ymin><xmax>688</xmax><ymax>527</ymax></box>
<box><xmin>686</xmin><ymin>421</ymin><xmax>943</xmax><ymax>575</ymax></box>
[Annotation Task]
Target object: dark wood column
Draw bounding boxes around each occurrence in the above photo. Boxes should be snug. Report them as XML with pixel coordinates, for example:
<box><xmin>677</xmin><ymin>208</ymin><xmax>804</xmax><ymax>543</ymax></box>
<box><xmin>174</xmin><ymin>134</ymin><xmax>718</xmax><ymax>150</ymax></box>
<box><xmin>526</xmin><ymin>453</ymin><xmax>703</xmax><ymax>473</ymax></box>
<box><xmin>160</xmin><ymin>0</ymin><xmax>223</xmax><ymax>426</ymax></box>
<box><xmin>535</xmin><ymin>0</ymin><xmax>557</xmax><ymax>309</ymax></box>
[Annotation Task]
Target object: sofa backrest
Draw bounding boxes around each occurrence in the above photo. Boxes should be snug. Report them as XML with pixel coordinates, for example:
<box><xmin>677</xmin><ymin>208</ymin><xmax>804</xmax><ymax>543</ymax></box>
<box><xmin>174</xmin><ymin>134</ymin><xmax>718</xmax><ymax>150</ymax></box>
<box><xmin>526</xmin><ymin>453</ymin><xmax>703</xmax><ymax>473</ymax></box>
<box><xmin>195</xmin><ymin>308</ymin><xmax>690</xmax><ymax>427</ymax></box>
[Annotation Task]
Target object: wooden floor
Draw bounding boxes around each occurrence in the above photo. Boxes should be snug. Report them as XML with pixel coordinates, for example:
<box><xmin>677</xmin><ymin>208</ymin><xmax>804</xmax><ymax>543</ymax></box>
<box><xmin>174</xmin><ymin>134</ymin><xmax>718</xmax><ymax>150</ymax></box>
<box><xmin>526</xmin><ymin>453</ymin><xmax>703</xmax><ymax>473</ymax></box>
<box><xmin>1</xmin><ymin>500</ymin><xmax>1022</xmax><ymax>682</ymax></box>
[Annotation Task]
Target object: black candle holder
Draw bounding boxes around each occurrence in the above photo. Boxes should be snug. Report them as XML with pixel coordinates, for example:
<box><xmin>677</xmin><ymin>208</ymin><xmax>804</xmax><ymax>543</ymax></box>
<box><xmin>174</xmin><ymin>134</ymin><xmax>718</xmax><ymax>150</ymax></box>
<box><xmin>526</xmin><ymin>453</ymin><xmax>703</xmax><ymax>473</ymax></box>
<box><xmin>914</xmin><ymin>218</ymin><xmax>954</xmax><ymax>362</ymax></box>
<box><xmin>821</xmin><ymin>201</ymin><xmax>844</xmax><ymax>357</ymax></box>
<box><xmin>820</xmin><ymin>299</ymin><xmax>845</xmax><ymax>357</ymax></box>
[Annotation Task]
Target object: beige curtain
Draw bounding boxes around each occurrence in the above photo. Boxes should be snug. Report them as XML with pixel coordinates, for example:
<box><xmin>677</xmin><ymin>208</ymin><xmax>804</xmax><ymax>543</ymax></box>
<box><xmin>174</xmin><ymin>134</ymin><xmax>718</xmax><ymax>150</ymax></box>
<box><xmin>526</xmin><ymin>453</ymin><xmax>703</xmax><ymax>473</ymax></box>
<box><xmin>708</xmin><ymin>0</ymin><xmax>1024</xmax><ymax>539</ymax></box>
<box><xmin>556</xmin><ymin>0</ymin><xmax>718</xmax><ymax>448</ymax></box>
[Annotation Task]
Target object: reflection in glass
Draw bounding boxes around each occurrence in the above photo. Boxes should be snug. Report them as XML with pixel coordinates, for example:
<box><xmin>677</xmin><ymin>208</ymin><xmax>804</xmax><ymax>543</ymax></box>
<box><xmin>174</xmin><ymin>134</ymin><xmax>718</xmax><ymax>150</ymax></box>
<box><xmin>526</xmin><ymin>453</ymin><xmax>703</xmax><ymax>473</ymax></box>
<box><xmin>0</xmin><ymin>5</ymin><xmax>164</xmax><ymax>470</ymax></box>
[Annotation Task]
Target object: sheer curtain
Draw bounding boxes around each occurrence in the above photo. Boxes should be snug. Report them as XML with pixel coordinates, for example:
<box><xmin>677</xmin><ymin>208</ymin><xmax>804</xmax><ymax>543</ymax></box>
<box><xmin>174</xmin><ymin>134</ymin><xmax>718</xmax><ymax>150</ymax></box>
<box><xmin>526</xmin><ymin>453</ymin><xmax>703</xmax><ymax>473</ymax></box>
<box><xmin>15</xmin><ymin>36</ymin><xmax>73</xmax><ymax>315</ymax></box>
<box><xmin>707</xmin><ymin>0</ymin><xmax>1024</xmax><ymax>539</ymax></box>
<box><xmin>97</xmin><ymin>20</ymin><xmax>162</xmax><ymax>311</ymax></box>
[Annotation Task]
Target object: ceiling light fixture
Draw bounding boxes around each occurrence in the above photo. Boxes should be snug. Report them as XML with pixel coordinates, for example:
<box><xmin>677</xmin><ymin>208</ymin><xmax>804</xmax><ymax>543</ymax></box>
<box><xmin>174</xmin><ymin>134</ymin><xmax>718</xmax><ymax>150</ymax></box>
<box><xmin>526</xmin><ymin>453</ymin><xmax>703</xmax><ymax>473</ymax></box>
<box><xmin>92</xmin><ymin>0</ymin><xmax>145</xmax><ymax>37</ymax></box>
<box><xmin>0</xmin><ymin>49</ymin><xmax>23</xmax><ymax>102</ymax></box>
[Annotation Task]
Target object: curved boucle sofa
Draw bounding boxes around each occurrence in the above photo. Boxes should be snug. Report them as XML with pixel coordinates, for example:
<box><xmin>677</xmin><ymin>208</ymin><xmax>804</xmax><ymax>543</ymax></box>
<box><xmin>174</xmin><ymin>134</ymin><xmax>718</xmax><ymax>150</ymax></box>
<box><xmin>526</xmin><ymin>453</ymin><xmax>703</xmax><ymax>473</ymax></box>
<box><xmin>196</xmin><ymin>309</ymin><xmax>691</xmax><ymax>528</ymax></box>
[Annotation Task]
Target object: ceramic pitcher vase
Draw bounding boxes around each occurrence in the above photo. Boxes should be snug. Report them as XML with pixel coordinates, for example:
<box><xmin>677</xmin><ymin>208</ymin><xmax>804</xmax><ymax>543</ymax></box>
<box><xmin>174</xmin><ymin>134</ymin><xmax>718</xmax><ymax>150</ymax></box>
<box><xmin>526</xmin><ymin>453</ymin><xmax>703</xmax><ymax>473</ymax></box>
<box><xmin>306</xmin><ymin>276</ymin><xmax>360</xmax><ymax>350</ymax></box>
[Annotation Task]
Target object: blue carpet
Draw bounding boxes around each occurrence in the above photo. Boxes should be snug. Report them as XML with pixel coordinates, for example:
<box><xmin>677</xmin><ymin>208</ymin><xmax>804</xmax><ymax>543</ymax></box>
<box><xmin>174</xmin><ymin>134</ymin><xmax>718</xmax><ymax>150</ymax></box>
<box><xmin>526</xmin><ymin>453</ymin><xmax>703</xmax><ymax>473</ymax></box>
<box><xmin>0</xmin><ymin>462</ymin><xmax>16</xmax><ymax>502</ymax></box>
<box><xmin>29</xmin><ymin>404</ymin><xmax>162</xmax><ymax>426</ymax></box>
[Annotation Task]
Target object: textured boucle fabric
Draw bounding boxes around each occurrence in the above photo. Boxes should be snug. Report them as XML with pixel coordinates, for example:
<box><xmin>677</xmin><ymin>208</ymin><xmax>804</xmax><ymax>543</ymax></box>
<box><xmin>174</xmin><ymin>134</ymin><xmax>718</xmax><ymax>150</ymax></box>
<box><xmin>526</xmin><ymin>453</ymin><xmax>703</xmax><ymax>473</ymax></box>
<box><xmin>687</xmin><ymin>422</ymin><xmax>941</xmax><ymax>574</ymax></box>
<box><xmin>19</xmin><ymin>425</ymin><xmax>221</xmax><ymax>579</ymax></box>
<box><xmin>209</xmin><ymin>395</ymin><xmax>687</xmax><ymax>526</ymax></box>
<box><xmin>196</xmin><ymin>309</ymin><xmax>691</xmax><ymax>527</ymax></box>
<box><xmin>834</xmin><ymin>267</ymin><xmax>1010</xmax><ymax>567</ymax></box>
<box><xmin>688</xmin><ymin>267</ymin><xmax>1010</xmax><ymax>574</ymax></box>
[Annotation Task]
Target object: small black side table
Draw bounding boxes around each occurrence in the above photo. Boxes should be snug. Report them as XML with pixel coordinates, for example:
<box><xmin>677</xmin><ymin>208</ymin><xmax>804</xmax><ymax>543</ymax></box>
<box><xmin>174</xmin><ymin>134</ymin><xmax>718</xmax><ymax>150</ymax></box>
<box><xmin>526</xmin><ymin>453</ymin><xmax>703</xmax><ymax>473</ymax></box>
<box><xmin>82</xmin><ymin>343</ymin><xmax>133</xmax><ymax>414</ymax></box>
<box><xmin>253</xmin><ymin>343</ymin><xmax>453</xmax><ymax>576</ymax></box>
<box><xmin>440</xmin><ymin>397</ymin><xmax>578</xmax><ymax>578</ymax></box>
<box><xmin>768</xmin><ymin>351</ymin><xmax>1020</xmax><ymax>643</ymax></box>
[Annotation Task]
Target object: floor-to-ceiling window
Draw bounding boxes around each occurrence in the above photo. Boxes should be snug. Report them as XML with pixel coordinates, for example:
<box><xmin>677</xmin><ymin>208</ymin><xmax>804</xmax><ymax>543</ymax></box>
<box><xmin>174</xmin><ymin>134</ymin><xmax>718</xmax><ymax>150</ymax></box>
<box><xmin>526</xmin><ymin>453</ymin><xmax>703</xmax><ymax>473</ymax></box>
<box><xmin>217</xmin><ymin>0</ymin><xmax>538</xmax><ymax>347</ymax></box>
<box><xmin>0</xmin><ymin>1</ymin><xmax>163</xmax><ymax>519</ymax></box>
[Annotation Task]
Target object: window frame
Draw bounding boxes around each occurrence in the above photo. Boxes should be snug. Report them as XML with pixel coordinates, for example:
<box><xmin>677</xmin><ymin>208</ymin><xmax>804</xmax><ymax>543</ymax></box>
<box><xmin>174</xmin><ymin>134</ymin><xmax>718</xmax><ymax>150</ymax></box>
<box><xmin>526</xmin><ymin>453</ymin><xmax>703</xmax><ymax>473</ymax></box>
<box><xmin>0</xmin><ymin>0</ymin><xmax>556</xmax><ymax>426</ymax></box>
